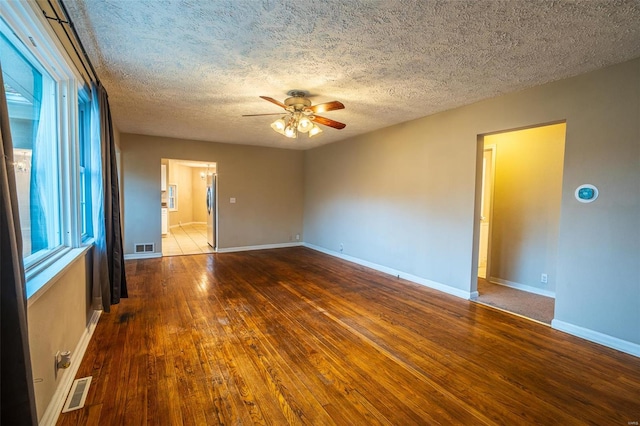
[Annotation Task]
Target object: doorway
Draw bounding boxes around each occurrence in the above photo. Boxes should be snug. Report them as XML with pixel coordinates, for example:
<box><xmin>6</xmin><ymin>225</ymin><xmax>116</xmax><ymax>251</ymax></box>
<box><xmin>160</xmin><ymin>159</ymin><xmax>217</xmax><ymax>256</ymax></box>
<box><xmin>472</xmin><ymin>122</ymin><xmax>566</xmax><ymax>324</ymax></box>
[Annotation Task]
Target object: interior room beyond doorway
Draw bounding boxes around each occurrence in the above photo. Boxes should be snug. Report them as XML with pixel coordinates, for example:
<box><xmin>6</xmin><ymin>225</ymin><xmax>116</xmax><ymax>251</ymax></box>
<box><xmin>161</xmin><ymin>159</ymin><xmax>217</xmax><ymax>256</ymax></box>
<box><xmin>474</xmin><ymin>122</ymin><xmax>566</xmax><ymax>324</ymax></box>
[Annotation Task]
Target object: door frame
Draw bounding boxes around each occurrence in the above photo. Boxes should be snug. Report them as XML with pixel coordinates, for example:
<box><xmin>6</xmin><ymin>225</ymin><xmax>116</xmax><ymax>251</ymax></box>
<box><xmin>478</xmin><ymin>144</ymin><xmax>496</xmax><ymax>281</ymax></box>
<box><xmin>159</xmin><ymin>158</ymin><xmax>219</xmax><ymax>255</ymax></box>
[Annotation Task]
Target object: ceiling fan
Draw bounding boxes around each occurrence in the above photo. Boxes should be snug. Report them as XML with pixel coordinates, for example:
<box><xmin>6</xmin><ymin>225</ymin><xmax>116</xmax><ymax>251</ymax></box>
<box><xmin>243</xmin><ymin>90</ymin><xmax>346</xmax><ymax>138</ymax></box>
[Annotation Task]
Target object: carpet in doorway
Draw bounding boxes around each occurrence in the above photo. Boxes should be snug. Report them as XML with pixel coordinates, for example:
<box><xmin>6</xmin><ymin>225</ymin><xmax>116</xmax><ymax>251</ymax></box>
<box><xmin>476</xmin><ymin>278</ymin><xmax>554</xmax><ymax>324</ymax></box>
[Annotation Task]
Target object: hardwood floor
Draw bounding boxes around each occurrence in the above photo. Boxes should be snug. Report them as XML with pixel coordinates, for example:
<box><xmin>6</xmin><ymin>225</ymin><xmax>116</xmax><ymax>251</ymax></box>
<box><xmin>57</xmin><ymin>247</ymin><xmax>640</xmax><ymax>425</ymax></box>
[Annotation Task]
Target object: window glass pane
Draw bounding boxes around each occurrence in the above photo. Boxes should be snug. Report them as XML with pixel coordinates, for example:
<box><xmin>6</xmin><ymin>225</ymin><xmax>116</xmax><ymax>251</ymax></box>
<box><xmin>168</xmin><ymin>184</ymin><xmax>177</xmax><ymax>211</ymax></box>
<box><xmin>78</xmin><ymin>97</ymin><xmax>92</xmax><ymax>238</ymax></box>
<box><xmin>1</xmin><ymin>32</ymin><xmax>61</xmax><ymax>263</ymax></box>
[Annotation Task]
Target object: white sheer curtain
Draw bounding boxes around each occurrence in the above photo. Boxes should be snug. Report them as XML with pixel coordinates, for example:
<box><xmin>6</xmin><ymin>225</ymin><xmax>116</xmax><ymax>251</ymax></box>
<box><xmin>90</xmin><ymin>82</ymin><xmax>108</xmax><ymax>310</ymax></box>
<box><xmin>31</xmin><ymin>76</ymin><xmax>59</xmax><ymax>252</ymax></box>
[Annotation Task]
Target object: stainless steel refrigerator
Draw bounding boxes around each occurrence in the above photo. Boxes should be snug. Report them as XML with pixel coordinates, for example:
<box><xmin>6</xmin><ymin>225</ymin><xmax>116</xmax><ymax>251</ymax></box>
<box><xmin>206</xmin><ymin>174</ymin><xmax>216</xmax><ymax>248</ymax></box>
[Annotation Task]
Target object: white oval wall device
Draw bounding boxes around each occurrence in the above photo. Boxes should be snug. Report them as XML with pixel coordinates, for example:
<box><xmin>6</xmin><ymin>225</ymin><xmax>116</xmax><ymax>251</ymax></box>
<box><xmin>575</xmin><ymin>184</ymin><xmax>598</xmax><ymax>203</ymax></box>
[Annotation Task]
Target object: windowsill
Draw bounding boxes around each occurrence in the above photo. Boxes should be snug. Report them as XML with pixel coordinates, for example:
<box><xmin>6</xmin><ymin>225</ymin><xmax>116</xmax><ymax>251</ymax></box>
<box><xmin>27</xmin><ymin>244</ymin><xmax>92</xmax><ymax>307</ymax></box>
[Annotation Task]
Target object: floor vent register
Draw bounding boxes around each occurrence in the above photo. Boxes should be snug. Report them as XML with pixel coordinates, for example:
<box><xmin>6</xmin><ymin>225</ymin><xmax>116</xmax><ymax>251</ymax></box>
<box><xmin>62</xmin><ymin>376</ymin><xmax>92</xmax><ymax>413</ymax></box>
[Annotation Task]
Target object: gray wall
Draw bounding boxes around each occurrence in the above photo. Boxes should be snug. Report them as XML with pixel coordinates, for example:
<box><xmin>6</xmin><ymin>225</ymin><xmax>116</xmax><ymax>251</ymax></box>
<box><xmin>304</xmin><ymin>58</ymin><xmax>640</xmax><ymax>346</ymax></box>
<box><xmin>121</xmin><ymin>134</ymin><xmax>305</xmax><ymax>253</ymax></box>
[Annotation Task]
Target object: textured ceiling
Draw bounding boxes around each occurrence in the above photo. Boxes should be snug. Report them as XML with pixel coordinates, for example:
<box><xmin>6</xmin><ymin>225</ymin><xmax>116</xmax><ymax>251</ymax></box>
<box><xmin>63</xmin><ymin>0</ymin><xmax>640</xmax><ymax>150</ymax></box>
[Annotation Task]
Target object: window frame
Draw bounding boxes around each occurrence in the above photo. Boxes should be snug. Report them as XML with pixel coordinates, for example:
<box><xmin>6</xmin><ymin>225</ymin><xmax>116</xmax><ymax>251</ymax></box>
<box><xmin>2</xmin><ymin>0</ymin><xmax>89</xmax><ymax>296</ymax></box>
<box><xmin>78</xmin><ymin>88</ymin><xmax>93</xmax><ymax>241</ymax></box>
<box><xmin>168</xmin><ymin>184</ymin><xmax>178</xmax><ymax>211</ymax></box>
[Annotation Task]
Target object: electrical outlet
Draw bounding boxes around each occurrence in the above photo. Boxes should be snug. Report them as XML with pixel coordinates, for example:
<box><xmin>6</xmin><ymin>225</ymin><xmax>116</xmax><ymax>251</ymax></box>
<box><xmin>340</xmin><ymin>243</ymin><xmax>344</xmax><ymax>252</ymax></box>
<box><xmin>541</xmin><ymin>273</ymin><xmax>548</xmax><ymax>284</ymax></box>
<box><xmin>296</xmin><ymin>234</ymin><xmax>300</xmax><ymax>241</ymax></box>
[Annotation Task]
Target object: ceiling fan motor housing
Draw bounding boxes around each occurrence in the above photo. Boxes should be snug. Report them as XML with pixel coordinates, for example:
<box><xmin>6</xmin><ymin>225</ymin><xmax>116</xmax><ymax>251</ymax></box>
<box><xmin>284</xmin><ymin>95</ymin><xmax>312</xmax><ymax>111</ymax></box>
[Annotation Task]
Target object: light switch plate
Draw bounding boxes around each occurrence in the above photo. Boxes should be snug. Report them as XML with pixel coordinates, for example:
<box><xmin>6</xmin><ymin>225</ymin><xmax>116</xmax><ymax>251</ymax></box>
<box><xmin>230</xmin><ymin>197</ymin><xmax>236</xmax><ymax>203</ymax></box>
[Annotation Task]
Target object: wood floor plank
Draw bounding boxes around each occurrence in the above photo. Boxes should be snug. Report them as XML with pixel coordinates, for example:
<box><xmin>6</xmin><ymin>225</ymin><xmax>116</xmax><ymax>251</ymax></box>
<box><xmin>57</xmin><ymin>247</ymin><xmax>640</xmax><ymax>425</ymax></box>
<box><xmin>280</xmin><ymin>278</ymin><xmax>578</xmax><ymax>424</ymax></box>
<box><xmin>234</xmin><ymin>277</ymin><xmax>392</xmax><ymax>425</ymax></box>
<box><xmin>241</xmin><ymin>282</ymin><xmax>394</xmax><ymax>425</ymax></box>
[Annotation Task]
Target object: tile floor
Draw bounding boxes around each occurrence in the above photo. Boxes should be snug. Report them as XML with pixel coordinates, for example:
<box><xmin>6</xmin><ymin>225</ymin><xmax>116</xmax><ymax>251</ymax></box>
<box><xmin>162</xmin><ymin>223</ymin><xmax>215</xmax><ymax>256</ymax></box>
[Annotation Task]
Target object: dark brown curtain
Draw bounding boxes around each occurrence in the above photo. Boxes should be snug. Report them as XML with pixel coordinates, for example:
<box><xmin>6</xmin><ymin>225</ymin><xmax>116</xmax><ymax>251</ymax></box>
<box><xmin>0</xmin><ymin>63</ymin><xmax>38</xmax><ymax>425</ymax></box>
<box><xmin>91</xmin><ymin>82</ymin><xmax>127</xmax><ymax>312</ymax></box>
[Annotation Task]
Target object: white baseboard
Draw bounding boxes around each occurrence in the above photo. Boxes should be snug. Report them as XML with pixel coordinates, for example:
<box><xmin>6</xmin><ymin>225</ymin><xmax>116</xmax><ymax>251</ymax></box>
<box><xmin>303</xmin><ymin>243</ymin><xmax>474</xmax><ymax>300</ymax></box>
<box><xmin>488</xmin><ymin>276</ymin><xmax>556</xmax><ymax>298</ymax></box>
<box><xmin>124</xmin><ymin>252</ymin><xmax>163</xmax><ymax>260</ymax></box>
<box><xmin>169</xmin><ymin>221</ymin><xmax>206</xmax><ymax>228</ymax></box>
<box><xmin>217</xmin><ymin>242</ymin><xmax>303</xmax><ymax>253</ymax></box>
<box><xmin>39</xmin><ymin>310</ymin><xmax>101</xmax><ymax>426</ymax></box>
<box><xmin>551</xmin><ymin>319</ymin><xmax>640</xmax><ymax>358</ymax></box>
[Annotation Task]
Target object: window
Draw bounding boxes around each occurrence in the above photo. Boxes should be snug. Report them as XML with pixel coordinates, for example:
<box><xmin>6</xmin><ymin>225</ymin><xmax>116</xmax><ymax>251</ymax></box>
<box><xmin>1</xmin><ymin>3</ymin><xmax>93</xmax><ymax>296</ymax></box>
<box><xmin>168</xmin><ymin>184</ymin><xmax>177</xmax><ymax>211</ymax></box>
<box><xmin>1</xmin><ymin>30</ymin><xmax>63</xmax><ymax>268</ymax></box>
<box><xmin>78</xmin><ymin>92</ymin><xmax>92</xmax><ymax>239</ymax></box>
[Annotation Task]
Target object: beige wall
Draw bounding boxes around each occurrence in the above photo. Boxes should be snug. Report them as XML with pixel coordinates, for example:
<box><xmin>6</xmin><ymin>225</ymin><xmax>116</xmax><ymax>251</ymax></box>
<box><xmin>25</xmin><ymin>121</ymin><xmax>121</xmax><ymax>421</ymax></box>
<box><xmin>192</xmin><ymin>168</ymin><xmax>208</xmax><ymax>223</ymax></box>
<box><xmin>121</xmin><ymin>135</ymin><xmax>304</xmax><ymax>252</ymax></box>
<box><xmin>487</xmin><ymin>123</ymin><xmax>566</xmax><ymax>292</ymax></box>
<box><xmin>168</xmin><ymin>162</ymin><xmax>193</xmax><ymax>226</ymax></box>
<box><xmin>28</xmin><ymin>249</ymin><xmax>93</xmax><ymax>421</ymax></box>
<box><xmin>304</xmin><ymin>58</ymin><xmax>640</xmax><ymax>346</ymax></box>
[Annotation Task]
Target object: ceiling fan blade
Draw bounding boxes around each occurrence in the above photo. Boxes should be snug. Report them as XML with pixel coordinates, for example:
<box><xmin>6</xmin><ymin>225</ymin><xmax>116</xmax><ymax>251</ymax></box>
<box><xmin>242</xmin><ymin>113</ymin><xmax>286</xmax><ymax>117</ymax></box>
<box><xmin>259</xmin><ymin>96</ymin><xmax>287</xmax><ymax>109</ymax></box>
<box><xmin>309</xmin><ymin>101</ymin><xmax>345</xmax><ymax>114</ymax></box>
<box><xmin>312</xmin><ymin>115</ymin><xmax>346</xmax><ymax>129</ymax></box>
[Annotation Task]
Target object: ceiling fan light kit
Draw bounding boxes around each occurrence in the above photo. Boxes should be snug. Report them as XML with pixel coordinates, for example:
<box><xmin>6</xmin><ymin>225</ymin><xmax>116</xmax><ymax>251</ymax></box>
<box><xmin>243</xmin><ymin>90</ymin><xmax>345</xmax><ymax>139</ymax></box>
<box><xmin>273</xmin><ymin>111</ymin><xmax>322</xmax><ymax>139</ymax></box>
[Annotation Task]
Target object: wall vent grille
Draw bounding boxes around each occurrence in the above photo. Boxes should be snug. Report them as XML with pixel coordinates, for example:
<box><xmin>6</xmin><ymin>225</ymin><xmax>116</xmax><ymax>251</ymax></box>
<box><xmin>62</xmin><ymin>376</ymin><xmax>92</xmax><ymax>413</ymax></box>
<box><xmin>134</xmin><ymin>243</ymin><xmax>155</xmax><ymax>253</ymax></box>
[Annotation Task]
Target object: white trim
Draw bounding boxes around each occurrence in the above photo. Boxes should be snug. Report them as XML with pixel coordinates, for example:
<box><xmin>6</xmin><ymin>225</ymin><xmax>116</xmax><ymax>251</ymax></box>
<box><xmin>551</xmin><ymin>319</ymin><xmax>640</xmax><ymax>358</ymax></box>
<box><xmin>27</xmin><ymin>246</ymin><xmax>91</xmax><ymax>304</ymax></box>
<box><xmin>488</xmin><ymin>276</ymin><xmax>556</xmax><ymax>298</ymax></box>
<box><xmin>1</xmin><ymin>0</ymin><xmax>81</xmax><ymax>82</ymax></box>
<box><xmin>169</xmin><ymin>221</ymin><xmax>206</xmax><ymax>229</ymax></box>
<box><xmin>303</xmin><ymin>243</ymin><xmax>474</xmax><ymax>300</ymax></box>
<box><xmin>217</xmin><ymin>242</ymin><xmax>302</xmax><ymax>253</ymax></box>
<box><xmin>39</xmin><ymin>310</ymin><xmax>101</xmax><ymax>426</ymax></box>
<box><xmin>124</xmin><ymin>252</ymin><xmax>163</xmax><ymax>260</ymax></box>
<box><xmin>482</xmin><ymin>144</ymin><xmax>496</xmax><ymax>281</ymax></box>
<box><xmin>3</xmin><ymin>0</ymin><xmax>87</xmax><ymax>298</ymax></box>
<box><xmin>167</xmin><ymin>183</ymin><xmax>178</xmax><ymax>211</ymax></box>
